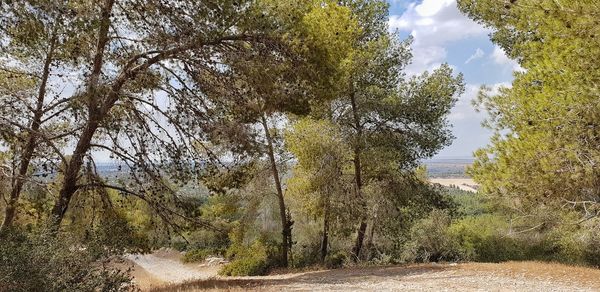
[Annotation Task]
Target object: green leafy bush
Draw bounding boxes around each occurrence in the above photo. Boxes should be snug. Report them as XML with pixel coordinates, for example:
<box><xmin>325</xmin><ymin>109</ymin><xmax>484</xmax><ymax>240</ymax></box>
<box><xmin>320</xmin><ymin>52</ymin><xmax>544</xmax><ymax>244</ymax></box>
<box><xmin>324</xmin><ymin>252</ymin><xmax>346</xmax><ymax>269</ymax></box>
<box><xmin>219</xmin><ymin>240</ymin><xmax>269</xmax><ymax>276</ymax></box>
<box><xmin>0</xmin><ymin>228</ymin><xmax>134</xmax><ymax>292</ymax></box>
<box><xmin>401</xmin><ymin>209</ymin><xmax>462</xmax><ymax>262</ymax></box>
<box><xmin>291</xmin><ymin>242</ymin><xmax>321</xmax><ymax>268</ymax></box>
<box><xmin>449</xmin><ymin>214</ymin><xmax>524</xmax><ymax>262</ymax></box>
<box><xmin>529</xmin><ymin>218</ymin><xmax>600</xmax><ymax>267</ymax></box>
<box><xmin>182</xmin><ymin>247</ymin><xmax>225</xmax><ymax>263</ymax></box>
<box><xmin>583</xmin><ymin>221</ymin><xmax>600</xmax><ymax>267</ymax></box>
<box><xmin>218</xmin><ymin>225</ymin><xmax>281</xmax><ymax>276</ymax></box>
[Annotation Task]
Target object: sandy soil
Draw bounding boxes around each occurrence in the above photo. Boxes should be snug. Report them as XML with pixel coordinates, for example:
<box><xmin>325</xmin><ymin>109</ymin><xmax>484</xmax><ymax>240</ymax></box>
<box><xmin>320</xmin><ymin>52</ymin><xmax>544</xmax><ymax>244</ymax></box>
<box><xmin>138</xmin><ymin>261</ymin><xmax>600</xmax><ymax>292</ymax></box>
<box><xmin>125</xmin><ymin>249</ymin><xmax>220</xmax><ymax>290</ymax></box>
<box><xmin>430</xmin><ymin>178</ymin><xmax>479</xmax><ymax>192</ymax></box>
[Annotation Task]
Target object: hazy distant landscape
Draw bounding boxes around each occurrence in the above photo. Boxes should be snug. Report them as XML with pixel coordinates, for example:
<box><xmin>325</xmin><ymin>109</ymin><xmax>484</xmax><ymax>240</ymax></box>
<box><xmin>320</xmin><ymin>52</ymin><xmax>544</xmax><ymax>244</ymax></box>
<box><xmin>423</xmin><ymin>158</ymin><xmax>473</xmax><ymax>178</ymax></box>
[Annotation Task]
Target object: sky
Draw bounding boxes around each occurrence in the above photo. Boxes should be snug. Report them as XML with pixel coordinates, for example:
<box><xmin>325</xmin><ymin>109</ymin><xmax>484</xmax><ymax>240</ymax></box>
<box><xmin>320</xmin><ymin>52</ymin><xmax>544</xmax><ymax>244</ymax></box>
<box><xmin>387</xmin><ymin>0</ymin><xmax>520</xmax><ymax>158</ymax></box>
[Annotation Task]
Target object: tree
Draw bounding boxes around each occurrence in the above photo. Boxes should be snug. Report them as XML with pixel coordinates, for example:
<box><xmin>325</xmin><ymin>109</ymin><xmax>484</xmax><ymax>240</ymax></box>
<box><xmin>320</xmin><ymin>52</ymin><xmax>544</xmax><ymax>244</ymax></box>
<box><xmin>0</xmin><ymin>0</ymin><xmax>360</xmax><ymax>241</ymax></box>
<box><xmin>285</xmin><ymin>118</ymin><xmax>351</xmax><ymax>261</ymax></box>
<box><xmin>325</xmin><ymin>2</ymin><xmax>464</xmax><ymax>257</ymax></box>
<box><xmin>193</xmin><ymin>0</ymin><xmax>359</xmax><ymax>267</ymax></box>
<box><xmin>0</xmin><ymin>1</ymin><xmax>86</xmax><ymax>232</ymax></box>
<box><xmin>459</xmin><ymin>0</ymin><xmax>600</xmax><ymax>221</ymax></box>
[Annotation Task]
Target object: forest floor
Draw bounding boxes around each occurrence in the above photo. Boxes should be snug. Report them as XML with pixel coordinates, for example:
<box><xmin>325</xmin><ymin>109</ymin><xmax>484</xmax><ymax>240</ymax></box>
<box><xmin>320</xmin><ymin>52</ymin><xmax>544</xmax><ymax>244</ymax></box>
<box><xmin>126</xmin><ymin>251</ymin><xmax>600</xmax><ymax>291</ymax></box>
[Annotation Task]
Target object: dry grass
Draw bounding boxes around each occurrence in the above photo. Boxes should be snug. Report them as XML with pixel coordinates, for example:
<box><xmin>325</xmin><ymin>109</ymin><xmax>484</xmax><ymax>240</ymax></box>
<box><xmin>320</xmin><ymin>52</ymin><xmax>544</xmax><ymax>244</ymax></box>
<box><xmin>460</xmin><ymin>261</ymin><xmax>600</xmax><ymax>290</ymax></box>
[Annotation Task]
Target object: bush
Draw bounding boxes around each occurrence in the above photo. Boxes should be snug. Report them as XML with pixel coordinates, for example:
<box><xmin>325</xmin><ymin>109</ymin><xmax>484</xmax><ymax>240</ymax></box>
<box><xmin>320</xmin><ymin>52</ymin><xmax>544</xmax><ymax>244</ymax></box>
<box><xmin>584</xmin><ymin>221</ymin><xmax>600</xmax><ymax>267</ymax></box>
<box><xmin>449</xmin><ymin>214</ymin><xmax>524</xmax><ymax>262</ymax></box>
<box><xmin>182</xmin><ymin>247</ymin><xmax>225</xmax><ymax>263</ymax></box>
<box><xmin>219</xmin><ymin>241</ymin><xmax>269</xmax><ymax>276</ymax></box>
<box><xmin>535</xmin><ymin>225</ymin><xmax>585</xmax><ymax>264</ymax></box>
<box><xmin>218</xmin><ymin>225</ymin><xmax>281</xmax><ymax>276</ymax></box>
<box><xmin>401</xmin><ymin>209</ymin><xmax>462</xmax><ymax>263</ymax></box>
<box><xmin>291</xmin><ymin>242</ymin><xmax>321</xmax><ymax>268</ymax></box>
<box><xmin>536</xmin><ymin>218</ymin><xmax>600</xmax><ymax>267</ymax></box>
<box><xmin>0</xmin><ymin>228</ymin><xmax>134</xmax><ymax>292</ymax></box>
<box><xmin>324</xmin><ymin>252</ymin><xmax>346</xmax><ymax>269</ymax></box>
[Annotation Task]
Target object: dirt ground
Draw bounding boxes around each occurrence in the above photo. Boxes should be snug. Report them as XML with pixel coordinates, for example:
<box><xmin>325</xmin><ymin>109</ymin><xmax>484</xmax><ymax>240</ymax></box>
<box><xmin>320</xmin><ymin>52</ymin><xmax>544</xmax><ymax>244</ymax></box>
<box><xmin>127</xmin><ymin>252</ymin><xmax>600</xmax><ymax>292</ymax></box>
<box><xmin>125</xmin><ymin>249</ymin><xmax>220</xmax><ymax>290</ymax></box>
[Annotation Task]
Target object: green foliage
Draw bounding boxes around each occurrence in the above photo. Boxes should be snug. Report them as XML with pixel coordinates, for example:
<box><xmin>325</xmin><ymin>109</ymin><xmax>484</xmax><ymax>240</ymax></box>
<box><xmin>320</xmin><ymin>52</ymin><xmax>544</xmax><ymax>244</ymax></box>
<box><xmin>0</xmin><ymin>228</ymin><xmax>134</xmax><ymax>292</ymax></box>
<box><xmin>583</xmin><ymin>220</ymin><xmax>600</xmax><ymax>267</ymax></box>
<box><xmin>401</xmin><ymin>210</ymin><xmax>461</xmax><ymax>263</ymax></box>
<box><xmin>460</xmin><ymin>0</ymin><xmax>600</xmax><ymax>216</ymax></box>
<box><xmin>291</xmin><ymin>241</ymin><xmax>322</xmax><ymax>268</ymax></box>
<box><xmin>450</xmin><ymin>0</ymin><xmax>600</xmax><ymax>270</ymax></box>
<box><xmin>182</xmin><ymin>247</ymin><xmax>225</xmax><ymax>263</ymax></box>
<box><xmin>285</xmin><ymin>117</ymin><xmax>350</xmax><ymax>218</ymax></box>
<box><xmin>444</xmin><ymin>186</ymin><xmax>486</xmax><ymax>217</ymax></box>
<box><xmin>449</xmin><ymin>215</ymin><xmax>524</xmax><ymax>262</ymax></box>
<box><xmin>404</xmin><ymin>206</ymin><xmax>600</xmax><ymax>267</ymax></box>
<box><xmin>324</xmin><ymin>252</ymin><xmax>346</xmax><ymax>269</ymax></box>
<box><xmin>218</xmin><ymin>224</ymin><xmax>281</xmax><ymax>276</ymax></box>
<box><xmin>219</xmin><ymin>240</ymin><xmax>271</xmax><ymax>276</ymax></box>
<box><xmin>94</xmin><ymin>211</ymin><xmax>151</xmax><ymax>253</ymax></box>
<box><xmin>375</xmin><ymin>177</ymin><xmax>458</xmax><ymax>251</ymax></box>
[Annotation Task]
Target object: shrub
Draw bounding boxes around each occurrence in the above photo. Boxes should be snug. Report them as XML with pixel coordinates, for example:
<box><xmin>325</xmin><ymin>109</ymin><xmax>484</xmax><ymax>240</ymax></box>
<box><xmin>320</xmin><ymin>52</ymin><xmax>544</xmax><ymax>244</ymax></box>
<box><xmin>538</xmin><ymin>225</ymin><xmax>585</xmax><ymax>264</ymax></box>
<box><xmin>171</xmin><ymin>239</ymin><xmax>188</xmax><ymax>252</ymax></box>
<box><xmin>324</xmin><ymin>252</ymin><xmax>346</xmax><ymax>269</ymax></box>
<box><xmin>182</xmin><ymin>247</ymin><xmax>225</xmax><ymax>263</ymax></box>
<box><xmin>219</xmin><ymin>241</ymin><xmax>269</xmax><ymax>276</ymax></box>
<box><xmin>218</xmin><ymin>224</ymin><xmax>282</xmax><ymax>276</ymax></box>
<box><xmin>0</xmin><ymin>228</ymin><xmax>134</xmax><ymax>292</ymax></box>
<box><xmin>401</xmin><ymin>209</ymin><xmax>462</xmax><ymax>263</ymax></box>
<box><xmin>449</xmin><ymin>214</ymin><xmax>524</xmax><ymax>262</ymax></box>
<box><xmin>538</xmin><ymin>218</ymin><xmax>600</xmax><ymax>267</ymax></box>
<box><xmin>583</xmin><ymin>221</ymin><xmax>600</xmax><ymax>267</ymax></box>
<box><xmin>291</xmin><ymin>242</ymin><xmax>321</xmax><ymax>268</ymax></box>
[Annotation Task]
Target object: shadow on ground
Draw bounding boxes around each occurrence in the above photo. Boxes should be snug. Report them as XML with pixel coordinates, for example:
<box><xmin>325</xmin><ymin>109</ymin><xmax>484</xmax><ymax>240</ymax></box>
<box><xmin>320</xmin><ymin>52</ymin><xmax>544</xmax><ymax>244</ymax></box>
<box><xmin>148</xmin><ymin>264</ymin><xmax>451</xmax><ymax>291</ymax></box>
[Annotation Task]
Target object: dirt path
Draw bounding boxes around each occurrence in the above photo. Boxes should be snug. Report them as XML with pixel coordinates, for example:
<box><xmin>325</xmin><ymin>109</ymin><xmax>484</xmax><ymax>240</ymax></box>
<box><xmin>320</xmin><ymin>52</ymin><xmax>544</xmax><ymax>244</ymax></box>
<box><xmin>125</xmin><ymin>250</ymin><xmax>220</xmax><ymax>290</ymax></box>
<box><xmin>146</xmin><ymin>262</ymin><xmax>600</xmax><ymax>292</ymax></box>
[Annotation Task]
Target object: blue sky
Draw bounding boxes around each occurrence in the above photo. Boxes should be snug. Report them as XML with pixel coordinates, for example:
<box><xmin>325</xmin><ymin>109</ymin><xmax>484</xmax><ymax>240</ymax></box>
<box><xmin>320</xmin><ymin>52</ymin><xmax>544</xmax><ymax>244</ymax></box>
<box><xmin>387</xmin><ymin>0</ymin><xmax>520</xmax><ymax>158</ymax></box>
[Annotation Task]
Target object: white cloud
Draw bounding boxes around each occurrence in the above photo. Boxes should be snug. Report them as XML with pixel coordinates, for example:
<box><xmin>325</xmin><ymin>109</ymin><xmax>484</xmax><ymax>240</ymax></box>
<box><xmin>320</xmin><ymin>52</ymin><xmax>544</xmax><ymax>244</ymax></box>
<box><xmin>389</xmin><ymin>0</ymin><xmax>490</xmax><ymax>74</ymax></box>
<box><xmin>448</xmin><ymin>82</ymin><xmax>510</xmax><ymax>122</ymax></box>
<box><xmin>465</xmin><ymin>48</ymin><xmax>484</xmax><ymax>64</ymax></box>
<box><xmin>491</xmin><ymin>46</ymin><xmax>524</xmax><ymax>72</ymax></box>
<box><xmin>448</xmin><ymin>84</ymin><xmax>481</xmax><ymax>121</ymax></box>
<box><xmin>415</xmin><ymin>0</ymin><xmax>454</xmax><ymax>17</ymax></box>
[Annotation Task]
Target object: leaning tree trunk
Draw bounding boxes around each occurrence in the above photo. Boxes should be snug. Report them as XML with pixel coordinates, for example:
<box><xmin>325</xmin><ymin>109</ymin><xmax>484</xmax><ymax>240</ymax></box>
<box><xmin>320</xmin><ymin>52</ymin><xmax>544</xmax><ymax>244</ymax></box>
<box><xmin>1</xmin><ymin>33</ymin><xmax>57</xmax><ymax>233</ymax></box>
<box><xmin>349</xmin><ymin>86</ymin><xmax>368</xmax><ymax>261</ymax></box>
<box><xmin>49</xmin><ymin>119</ymin><xmax>101</xmax><ymax>230</ymax></box>
<box><xmin>261</xmin><ymin>115</ymin><xmax>290</xmax><ymax>267</ymax></box>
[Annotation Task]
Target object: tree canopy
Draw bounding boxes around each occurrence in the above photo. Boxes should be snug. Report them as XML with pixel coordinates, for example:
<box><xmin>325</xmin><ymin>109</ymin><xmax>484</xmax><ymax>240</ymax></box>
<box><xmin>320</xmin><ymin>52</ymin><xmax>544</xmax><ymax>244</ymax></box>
<box><xmin>460</xmin><ymin>0</ymin><xmax>600</xmax><ymax>219</ymax></box>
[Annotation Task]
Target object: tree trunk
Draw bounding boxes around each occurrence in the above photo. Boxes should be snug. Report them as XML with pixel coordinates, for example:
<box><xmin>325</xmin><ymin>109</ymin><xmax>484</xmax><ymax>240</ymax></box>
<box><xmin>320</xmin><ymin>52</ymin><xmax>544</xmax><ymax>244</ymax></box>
<box><xmin>364</xmin><ymin>216</ymin><xmax>377</xmax><ymax>260</ymax></box>
<box><xmin>261</xmin><ymin>115</ymin><xmax>289</xmax><ymax>267</ymax></box>
<box><xmin>349</xmin><ymin>84</ymin><xmax>368</xmax><ymax>261</ymax></box>
<box><xmin>1</xmin><ymin>33</ymin><xmax>57</xmax><ymax>233</ymax></box>
<box><xmin>48</xmin><ymin>0</ymin><xmax>114</xmax><ymax>232</ymax></box>
<box><xmin>49</xmin><ymin>120</ymin><xmax>100</xmax><ymax>230</ymax></box>
<box><xmin>320</xmin><ymin>193</ymin><xmax>330</xmax><ymax>262</ymax></box>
